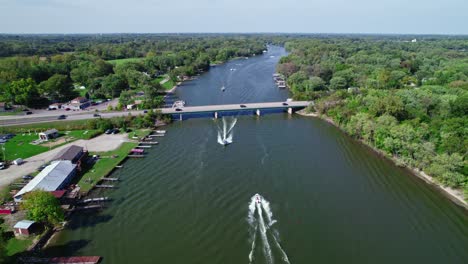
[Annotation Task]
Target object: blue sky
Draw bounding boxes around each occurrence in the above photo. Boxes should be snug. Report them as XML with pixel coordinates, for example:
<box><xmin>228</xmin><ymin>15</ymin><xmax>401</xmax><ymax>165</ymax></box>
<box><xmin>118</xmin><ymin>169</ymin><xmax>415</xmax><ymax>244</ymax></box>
<box><xmin>0</xmin><ymin>0</ymin><xmax>467</xmax><ymax>34</ymax></box>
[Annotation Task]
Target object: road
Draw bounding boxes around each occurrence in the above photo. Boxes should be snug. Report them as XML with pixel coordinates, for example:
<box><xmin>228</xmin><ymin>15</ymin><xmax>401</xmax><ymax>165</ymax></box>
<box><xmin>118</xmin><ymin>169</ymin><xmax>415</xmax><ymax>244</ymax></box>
<box><xmin>0</xmin><ymin>101</ymin><xmax>311</xmax><ymax>126</ymax></box>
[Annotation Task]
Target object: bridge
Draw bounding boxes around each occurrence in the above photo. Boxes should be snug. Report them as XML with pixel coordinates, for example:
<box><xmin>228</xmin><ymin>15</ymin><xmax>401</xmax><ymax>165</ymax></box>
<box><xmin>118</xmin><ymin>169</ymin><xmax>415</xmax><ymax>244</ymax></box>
<box><xmin>0</xmin><ymin>101</ymin><xmax>312</xmax><ymax>126</ymax></box>
<box><xmin>160</xmin><ymin>101</ymin><xmax>311</xmax><ymax>120</ymax></box>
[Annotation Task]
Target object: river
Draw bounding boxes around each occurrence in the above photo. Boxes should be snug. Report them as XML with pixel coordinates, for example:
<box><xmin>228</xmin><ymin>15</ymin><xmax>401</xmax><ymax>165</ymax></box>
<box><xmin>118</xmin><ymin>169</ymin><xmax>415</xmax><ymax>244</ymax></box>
<box><xmin>46</xmin><ymin>46</ymin><xmax>468</xmax><ymax>264</ymax></box>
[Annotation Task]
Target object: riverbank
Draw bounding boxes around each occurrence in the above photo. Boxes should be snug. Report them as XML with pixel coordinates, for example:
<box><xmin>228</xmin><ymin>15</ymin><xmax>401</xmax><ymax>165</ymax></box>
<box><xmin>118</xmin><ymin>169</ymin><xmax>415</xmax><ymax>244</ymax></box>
<box><xmin>296</xmin><ymin>109</ymin><xmax>468</xmax><ymax>210</ymax></box>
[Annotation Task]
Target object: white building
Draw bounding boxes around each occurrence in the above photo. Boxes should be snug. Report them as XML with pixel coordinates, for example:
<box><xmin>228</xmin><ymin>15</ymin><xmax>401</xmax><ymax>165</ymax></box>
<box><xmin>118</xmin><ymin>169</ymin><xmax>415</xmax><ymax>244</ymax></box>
<box><xmin>14</xmin><ymin>160</ymin><xmax>77</xmax><ymax>201</ymax></box>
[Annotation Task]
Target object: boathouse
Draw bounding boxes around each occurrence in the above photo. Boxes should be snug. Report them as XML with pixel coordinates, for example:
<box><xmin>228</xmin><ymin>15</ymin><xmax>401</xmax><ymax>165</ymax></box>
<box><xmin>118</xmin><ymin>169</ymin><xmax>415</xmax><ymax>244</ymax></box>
<box><xmin>14</xmin><ymin>160</ymin><xmax>77</xmax><ymax>201</ymax></box>
<box><xmin>54</xmin><ymin>145</ymin><xmax>87</xmax><ymax>166</ymax></box>
<box><xmin>14</xmin><ymin>220</ymin><xmax>36</xmax><ymax>236</ymax></box>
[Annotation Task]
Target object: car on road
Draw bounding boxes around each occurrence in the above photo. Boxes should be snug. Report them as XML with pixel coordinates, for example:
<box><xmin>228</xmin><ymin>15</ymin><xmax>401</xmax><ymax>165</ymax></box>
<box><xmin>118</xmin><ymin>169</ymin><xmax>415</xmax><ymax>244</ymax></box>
<box><xmin>111</xmin><ymin>128</ymin><xmax>120</xmax><ymax>134</ymax></box>
<box><xmin>240</xmin><ymin>104</ymin><xmax>247</xmax><ymax>108</ymax></box>
<box><xmin>37</xmin><ymin>164</ymin><xmax>47</xmax><ymax>171</ymax></box>
<box><xmin>143</xmin><ymin>110</ymin><xmax>148</xmax><ymax>114</ymax></box>
<box><xmin>22</xmin><ymin>175</ymin><xmax>33</xmax><ymax>180</ymax></box>
<box><xmin>65</xmin><ymin>108</ymin><xmax>71</xmax><ymax>111</ymax></box>
<box><xmin>175</xmin><ymin>108</ymin><xmax>183</xmax><ymax>112</ymax></box>
<box><xmin>22</xmin><ymin>108</ymin><xmax>29</xmax><ymax>112</ymax></box>
<box><xmin>0</xmin><ymin>162</ymin><xmax>5</xmax><ymax>170</ymax></box>
<box><xmin>57</xmin><ymin>115</ymin><xmax>67</xmax><ymax>120</ymax></box>
<box><xmin>26</xmin><ymin>111</ymin><xmax>33</xmax><ymax>115</ymax></box>
<box><xmin>282</xmin><ymin>102</ymin><xmax>289</xmax><ymax>106</ymax></box>
<box><xmin>105</xmin><ymin>129</ymin><xmax>113</xmax><ymax>134</ymax></box>
<box><xmin>93</xmin><ymin>113</ymin><xmax>101</xmax><ymax>117</ymax></box>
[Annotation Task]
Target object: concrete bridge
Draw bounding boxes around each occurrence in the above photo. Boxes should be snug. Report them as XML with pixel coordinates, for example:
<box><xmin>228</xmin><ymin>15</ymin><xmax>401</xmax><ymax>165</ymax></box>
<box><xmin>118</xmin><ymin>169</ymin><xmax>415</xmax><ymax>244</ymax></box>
<box><xmin>161</xmin><ymin>101</ymin><xmax>311</xmax><ymax>120</ymax></box>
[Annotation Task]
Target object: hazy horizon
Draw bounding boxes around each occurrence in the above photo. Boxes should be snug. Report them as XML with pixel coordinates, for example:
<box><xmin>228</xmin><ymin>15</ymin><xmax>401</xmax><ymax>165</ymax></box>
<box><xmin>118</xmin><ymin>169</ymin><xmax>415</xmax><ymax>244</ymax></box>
<box><xmin>0</xmin><ymin>0</ymin><xmax>467</xmax><ymax>34</ymax></box>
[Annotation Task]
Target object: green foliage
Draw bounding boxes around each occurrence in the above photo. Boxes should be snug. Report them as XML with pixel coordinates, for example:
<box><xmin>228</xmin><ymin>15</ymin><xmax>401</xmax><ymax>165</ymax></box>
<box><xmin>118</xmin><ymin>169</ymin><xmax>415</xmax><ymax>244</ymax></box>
<box><xmin>20</xmin><ymin>190</ymin><xmax>64</xmax><ymax>226</ymax></box>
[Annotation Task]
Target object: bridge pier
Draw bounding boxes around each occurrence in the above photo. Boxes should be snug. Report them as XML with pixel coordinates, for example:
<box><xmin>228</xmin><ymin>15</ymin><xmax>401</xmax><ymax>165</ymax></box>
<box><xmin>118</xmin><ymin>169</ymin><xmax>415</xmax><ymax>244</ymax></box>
<box><xmin>288</xmin><ymin>107</ymin><xmax>293</xmax><ymax>115</ymax></box>
<box><xmin>214</xmin><ymin>112</ymin><xmax>218</xmax><ymax>119</ymax></box>
<box><xmin>179</xmin><ymin>114</ymin><xmax>183</xmax><ymax>121</ymax></box>
<box><xmin>256</xmin><ymin>109</ymin><xmax>261</xmax><ymax>116</ymax></box>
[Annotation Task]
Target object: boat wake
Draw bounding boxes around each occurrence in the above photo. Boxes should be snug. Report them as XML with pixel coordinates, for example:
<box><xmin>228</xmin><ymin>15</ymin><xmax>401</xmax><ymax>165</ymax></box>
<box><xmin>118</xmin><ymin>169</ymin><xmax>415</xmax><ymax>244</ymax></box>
<box><xmin>216</xmin><ymin>117</ymin><xmax>237</xmax><ymax>146</ymax></box>
<box><xmin>248</xmin><ymin>194</ymin><xmax>290</xmax><ymax>264</ymax></box>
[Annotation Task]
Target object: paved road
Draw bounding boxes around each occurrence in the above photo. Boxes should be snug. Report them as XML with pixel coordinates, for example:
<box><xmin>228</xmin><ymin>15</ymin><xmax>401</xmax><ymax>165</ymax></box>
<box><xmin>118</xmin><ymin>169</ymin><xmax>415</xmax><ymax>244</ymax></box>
<box><xmin>0</xmin><ymin>101</ymin><xmax>311</xmax><ymax>126</ymax></box>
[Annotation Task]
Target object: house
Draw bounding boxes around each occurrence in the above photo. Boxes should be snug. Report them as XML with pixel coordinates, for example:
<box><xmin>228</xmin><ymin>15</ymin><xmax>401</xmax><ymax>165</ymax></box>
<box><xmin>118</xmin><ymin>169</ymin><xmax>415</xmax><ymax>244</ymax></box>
<box><xmin>14</xmin><ymin>160</ymin><xmax>77</xmax><ymax>201</ymax></box>
<box><xmin>39</xmin><ymin>129</ymin><xmax>59</xmax><ymax>141</ymax></box>
<box><xmin>65</xmin><ymin>97</ymin><xmax>91</xmax><ymax>110</ymax></box>
<box><xmin>14</xmin><ymin>220</ymin><xmax>36</xmax><ymax>236</ymax></box>
<box><xmin>54</xmin><ymin>145</ymin><xmax>87</xmax><ymax>166</ymax></box>
<box><xmin>48</xmin><ymin>103</ymin><xmax>62</xmax><ymax>110</ymax></box>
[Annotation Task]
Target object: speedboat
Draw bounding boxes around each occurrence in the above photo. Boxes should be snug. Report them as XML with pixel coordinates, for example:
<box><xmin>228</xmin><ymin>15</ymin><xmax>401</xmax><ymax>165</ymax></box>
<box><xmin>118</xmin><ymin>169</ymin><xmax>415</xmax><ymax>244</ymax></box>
<box><xmin>221</xmin><ymin>86</ymin><xmax>225</xmax><ymax>92</ymax></box>
<box><xmin>255</xmin><ymin>194</ymin><xmax>261</xmax><ymax>204</ymax></box>
<box><xmin>221</xmin><ymin>139</ymin><xmax>231</xmax><ymax>146</ymax></box>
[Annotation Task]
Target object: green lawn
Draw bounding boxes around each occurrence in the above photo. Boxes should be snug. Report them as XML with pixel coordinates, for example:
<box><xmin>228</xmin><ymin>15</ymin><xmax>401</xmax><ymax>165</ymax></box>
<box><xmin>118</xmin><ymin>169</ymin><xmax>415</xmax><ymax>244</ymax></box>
<box><xmin>127</xmin><ymin>129</ymin><xmax>151</xmax><ymax>140</ymax></box>
<box><xmin>6</xmin><ymin>237</ymin><xmax>33</xmax><ymax>256</ymax></box>
<box><xmin>2</xmin><ymin>120</ymin><xmax>91</xmax><ymax>132</ymax></box>
<box><xmin>77</xmin><ymin>142</ymin><xmax>137</xmax><ymax>193</ymax></box>
<box><xmin>161</xmin><ymin>79</ymin><xmax>175</xmax><ymax>90</ymax></box>
<box><xmin>107</xmin><ymin>57</ymin><xmax>144</xmax><ymax>65</ymax></box>
<box><xmin>3</xmin><ymin>134</ymin><xmax>48</xmax><ymax>160</ymax></box>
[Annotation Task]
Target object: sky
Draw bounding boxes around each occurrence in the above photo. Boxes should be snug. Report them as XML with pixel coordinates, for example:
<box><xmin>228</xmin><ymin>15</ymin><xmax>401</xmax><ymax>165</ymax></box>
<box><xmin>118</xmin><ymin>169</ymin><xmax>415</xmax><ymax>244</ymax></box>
<box><xmin>0</xmin><ymin>0</ymin><xmax>467</xmax><ymax>34</ymax></box>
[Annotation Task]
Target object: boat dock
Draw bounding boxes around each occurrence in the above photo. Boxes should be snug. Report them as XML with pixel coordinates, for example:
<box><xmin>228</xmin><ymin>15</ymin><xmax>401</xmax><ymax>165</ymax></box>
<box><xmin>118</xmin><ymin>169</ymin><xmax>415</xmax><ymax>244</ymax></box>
<box><xmin>20</xmin><ymin>256</ymin><xmax>101</xmax><ymax>264</ymax></box>
<box><xmin>136</xmin><ymin>145</ymin><xmax>152</xmax><ymax>148</ymax></box>
<box><xmin>95</xmin><ymin>185</ymin><xmax>115</xmax><ymax>188</ymax></box>
<box><xmin>80</xmin><ymin>197</ymin><xmax>110</xmax><ymax>204</ymax></box>
<box><xmin>139</xmin><ymin>141</ymin><xmax>158</xmax><ymax>144</ymax></box>
<box><xmin>102</xmin><ymin>177</ymin><xmax>119</xmax><ymax>181</ymax></box>
<box><xmin>128</xmin><ymin>154</ymin><xmax>145</xmax><ymax>158</ymax></box>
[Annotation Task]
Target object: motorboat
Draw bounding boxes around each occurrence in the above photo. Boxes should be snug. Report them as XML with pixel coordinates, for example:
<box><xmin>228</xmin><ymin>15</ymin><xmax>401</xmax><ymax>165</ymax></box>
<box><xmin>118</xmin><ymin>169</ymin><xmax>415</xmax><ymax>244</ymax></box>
<box><xmin>221</xmin><ymin>86</ymin><xmax>226</xmax><ymax>92</ymax></box>
<box><xmin>221</xmin><ymin>139</ymin><xmax>231</xmax><ymax>146</ymax></box>
<box><xmin>255</xmin><ymin>194</ymin><xmax>261</xmax><ymax>204</ymax></box>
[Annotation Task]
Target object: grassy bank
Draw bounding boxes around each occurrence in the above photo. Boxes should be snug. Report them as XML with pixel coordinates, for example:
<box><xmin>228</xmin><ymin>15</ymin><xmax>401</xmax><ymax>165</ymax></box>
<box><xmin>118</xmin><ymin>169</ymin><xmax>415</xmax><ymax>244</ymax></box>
<box><xmin>77</xmin><ymin>142</ymin><xmax>137</xmax><ymax>193</ymax></box>
<box><xmin>6</xmin><ymin>237</ymin><xmax>34</xmax><ymax>256</ymax></box>
<box><xmin>1</xmin><ymin>120</ymin><xmax>91</xmax><ymax>132</ymax></box>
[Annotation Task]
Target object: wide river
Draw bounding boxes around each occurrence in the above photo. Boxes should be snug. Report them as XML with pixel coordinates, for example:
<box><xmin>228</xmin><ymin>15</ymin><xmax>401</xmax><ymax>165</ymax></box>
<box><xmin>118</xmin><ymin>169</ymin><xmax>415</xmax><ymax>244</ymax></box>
<box><xmin>47</xmin><ymin>46</ymin><xmax>468</xmax><ymax>263</ymax></box>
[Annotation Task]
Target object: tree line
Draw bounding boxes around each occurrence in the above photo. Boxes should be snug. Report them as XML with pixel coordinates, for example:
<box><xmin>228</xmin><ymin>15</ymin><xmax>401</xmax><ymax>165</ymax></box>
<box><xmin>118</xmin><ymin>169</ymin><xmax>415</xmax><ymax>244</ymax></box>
<box><xmin>0</xmin><ymin>34</ymin><xmax>266</xmax><ymax>109</ymax></box>
<box><xmin>277</xmin><ymin>37</ymin><xmax>467</xmax><ymax>194</ymax></box>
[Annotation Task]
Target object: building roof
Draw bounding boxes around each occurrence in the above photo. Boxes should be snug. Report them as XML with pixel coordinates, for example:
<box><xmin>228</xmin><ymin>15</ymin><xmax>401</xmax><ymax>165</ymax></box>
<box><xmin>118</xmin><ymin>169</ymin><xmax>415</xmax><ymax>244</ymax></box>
<box><xmin>54</xmin><ymin>145</ymin><xmax>83</xmax><ymax>161</ymax></box>
<box><xmin>40</xmin><ymin>129</ymin><xmax>58</xmax><ymax>135</ymax></box>
<box><xmin>14</xmin><ymin>220</ymin><xmax>35</xmax><ymax>229</ymax></box>
<box><xmin>15</xmin><ymin>160</ymin><xmax>76</xmax><ymax>198</ymax></box>
<box><xmin>72</xmin><ymin>97</ymin><xmax>88</xmax><ymax>102</ymax></box>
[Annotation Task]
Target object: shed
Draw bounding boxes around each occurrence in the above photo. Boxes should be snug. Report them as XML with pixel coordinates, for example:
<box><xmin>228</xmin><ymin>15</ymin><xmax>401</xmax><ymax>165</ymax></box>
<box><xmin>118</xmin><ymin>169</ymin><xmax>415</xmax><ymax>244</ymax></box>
<box><xmin>14</xmin><ymin>220</ymin><xmax>35</xmax><ymax>236</ymax></box>
<box><xmin>39</xmin><ymin>129</ymin><xmax>59</xmax><ymax>141</ymax></box>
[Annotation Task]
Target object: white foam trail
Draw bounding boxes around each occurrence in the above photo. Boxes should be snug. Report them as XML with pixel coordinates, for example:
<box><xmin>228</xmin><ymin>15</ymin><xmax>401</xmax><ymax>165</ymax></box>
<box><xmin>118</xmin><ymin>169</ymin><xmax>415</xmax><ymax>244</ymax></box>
<box><xmin>261</xmin><ymin>198</ymin><xmax>290</xmax><ymax>264</ymax></box>
<box><xmin>216</xmin><ymin>117</ymin><xmax>237</xmax><ymax>145</ymax></box>
<box><xmin>257</xmin><ymin>202</ymin><xmax>273</xmax><ymax>264</ymax></box>
<box><xmin>248</xmin><ymin>226</ymin><xmax>257</xmax><ymax>264</ymax></box>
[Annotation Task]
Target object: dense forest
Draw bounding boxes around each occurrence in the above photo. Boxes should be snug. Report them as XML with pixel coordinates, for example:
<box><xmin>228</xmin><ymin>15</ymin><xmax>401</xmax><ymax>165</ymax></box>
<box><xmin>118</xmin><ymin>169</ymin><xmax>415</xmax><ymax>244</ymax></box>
<box><xmin>276</xmin><ymin>37</ymin><xmax>468</xmax><ymax>195</ymax></box>
<box><xmin>0</xmin><ymin>34</ymin><xmax>266</xmax><ymax>109</ymax></box>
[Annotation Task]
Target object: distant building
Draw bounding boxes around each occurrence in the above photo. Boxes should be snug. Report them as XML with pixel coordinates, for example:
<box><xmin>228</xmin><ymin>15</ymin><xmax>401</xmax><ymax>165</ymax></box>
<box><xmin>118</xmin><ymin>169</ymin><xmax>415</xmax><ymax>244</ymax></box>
<box><xmin>412</xmin><ymin>39</ymin><xmax>417</xmax><ymax>43</ymax></box>
<box><xmin>54</xmin><ymin>145</ymin><xmax>87</xmax><ymax>165</ymax></box>
<box><xmin>39</xmin><ymin>129</ymin><xmax>59</xmax><ymax>141</ymax></box>
<box><xmin>65</xmin><ymin>97</ymin><xmax>90</xmax><ymax>110</ymax></box>
<box><xmin>14</xmin><ymin>220</ymin><xmax>36</xmax><ymax>236</ymax></box>
<box><xmin>14</xmin><ymin>160</ymin><xmax>77</xmax><ymax>201</ymax></box>
<box><xmin>48</xmin><ymin>103</ymin><xmax>62</xmax><ymax>110</ymax></box>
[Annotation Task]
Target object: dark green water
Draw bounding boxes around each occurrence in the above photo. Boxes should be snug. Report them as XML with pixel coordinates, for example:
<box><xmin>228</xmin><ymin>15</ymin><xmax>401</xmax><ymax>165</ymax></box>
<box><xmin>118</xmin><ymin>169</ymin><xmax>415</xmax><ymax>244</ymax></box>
<box><xmin>46</xmin><ymin>46</ymin><xmax>468</xmax><ymax>264</ymax></box>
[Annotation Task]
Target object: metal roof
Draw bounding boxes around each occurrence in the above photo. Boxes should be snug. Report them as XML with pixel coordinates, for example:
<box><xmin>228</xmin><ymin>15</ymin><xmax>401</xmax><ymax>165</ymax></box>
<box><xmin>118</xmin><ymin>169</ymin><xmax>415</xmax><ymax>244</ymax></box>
<box><xmin>14</xmin><ymin>220</ymin><xmax>35</xmax><ymax>229</ymax></box>
<box><xmin>15</xmin><ymin>160</ymin><xmax>76</xmax><ymax>198</ymax></box>
<box><xmin>40</xmin><ymin>129</ymin><xmax>58</xmax><ymax>135</ymax></box>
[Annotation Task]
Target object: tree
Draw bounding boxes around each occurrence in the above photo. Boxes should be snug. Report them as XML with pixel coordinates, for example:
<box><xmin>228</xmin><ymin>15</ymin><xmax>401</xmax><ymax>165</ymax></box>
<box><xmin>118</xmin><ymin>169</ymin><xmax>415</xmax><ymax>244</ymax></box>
<box><xmin>5</xmin><ymin>78</ymin><xmax>46</xmax><ymax>108</ymax></box>
<box><xmin>39</xmin><ymin>74</ymin><xmax>77</xmax><ymax>102</ymax></box>
<box><xmin>329</xmin><ymin>76</ymin><xmax>347</xmax><ymax>90</ymax></box>
<box><xmin>20</xmin><ymin>190</ymin><xmax>64</xmax><ymax>226</ymax></box>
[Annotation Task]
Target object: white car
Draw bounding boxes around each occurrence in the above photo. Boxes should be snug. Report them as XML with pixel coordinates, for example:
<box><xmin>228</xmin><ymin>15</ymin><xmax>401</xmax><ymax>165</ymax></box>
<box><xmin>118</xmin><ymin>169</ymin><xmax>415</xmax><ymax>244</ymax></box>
<box><xmin>0</xmin><ymin>162</ymin><xmax>5</xmax><ymax>170</ymax></box>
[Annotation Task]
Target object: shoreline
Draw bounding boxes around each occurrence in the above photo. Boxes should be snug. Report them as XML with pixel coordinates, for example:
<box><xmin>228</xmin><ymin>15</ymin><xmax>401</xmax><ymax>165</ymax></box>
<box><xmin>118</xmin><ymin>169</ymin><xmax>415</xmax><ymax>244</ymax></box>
<box><xmin>296</xmin><ymin>109</ymin><xmax>468</xmax><ymax>210</ymax></box>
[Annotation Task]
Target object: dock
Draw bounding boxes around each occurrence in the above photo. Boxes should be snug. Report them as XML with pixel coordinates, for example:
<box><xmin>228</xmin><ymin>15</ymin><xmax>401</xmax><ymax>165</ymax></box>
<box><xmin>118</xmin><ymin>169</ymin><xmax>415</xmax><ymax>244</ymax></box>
<box><xmin>149</xmin><ymin>134</ymin><xmax>165</xmax><ymax>137</ymax></box>
<box><xmin>20</xmin><ymin>256</ymin><xmax>101</xmax><ymax>264</ymax></box>
<box><xmin>95</xmin><ymin>185</ymin><xmax>115</xmax><ymax>188</ymax></box>
<box><xmin>128</xmin><ymin>154</ymin><xmax>145</xmax><ymax>158</ymax></box>
<box><xmin>102</xmin><ymin>177</ymin><xmax>119</xmax><ymax>181</ymax></box>
<box><xmin>139</xmin><ymin>141</ymin><xmax>158</xmax><ymax>144</ymax></box>
<box><xmin>73</xmin><ymin>205</ymin><xmax>103</xmax><ymax>211</ymax></box>
<box><xmin>136</xmin><ymin>145</ymin><xmax>152</xmax><ymax>148</ymax></box>
<box><xmin>80</xmin><ymin>197</ymin><xmax>110</xmax><ymax>204</ymax></box>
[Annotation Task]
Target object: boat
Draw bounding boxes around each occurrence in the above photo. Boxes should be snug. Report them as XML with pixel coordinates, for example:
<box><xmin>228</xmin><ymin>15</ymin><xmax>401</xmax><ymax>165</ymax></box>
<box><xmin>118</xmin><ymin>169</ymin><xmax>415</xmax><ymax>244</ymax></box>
<box><xmin>221</xmin><ymin>86</ymin><xmax>226</xmax><ymax>92</ymax></box>
<box><xmin>255</xmin><ymin>194</ymin><xmax>261</xmax><ymax>204</ymax></box>
<box><xmin>155</xmin><ymin>130</ymin><xmax>166</xmax><ymax>134</ymax></box>
<box><xmin>221</xmin><ymin>139</ymin><xmax>231</xmax><ymax>146</ymax></box>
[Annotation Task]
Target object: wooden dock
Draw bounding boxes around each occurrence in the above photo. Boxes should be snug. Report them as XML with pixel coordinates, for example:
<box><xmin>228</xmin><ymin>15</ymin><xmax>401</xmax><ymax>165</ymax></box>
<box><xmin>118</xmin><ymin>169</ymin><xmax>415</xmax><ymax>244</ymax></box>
<box><xmin>128</xmin><ymin>154</ymin><xmax>145</xmax><ymax>158</ymax></box>
<box><xmin>136</xmin><ymin>145</ymin><xmax>152</xmax><ymax>148</ymax></box>
<box><xmin>73</xmin><ymin>205</ymin><xmax>103</xmax><ymax>211</ymax></box>
<box><xmin>102</xmin><ymin>177</ymin><xmax>119</xmax><ymax>181</ymax></box>
<box><xmin>95</xmin><ymin>185</ymin><xmax>115</xmax><ymax>188</ymax></box>
<box><xmin>80</xmin><ymin>197</ymin><xmax>110</xmax><ymax>204</ymax></box>
<box><xmin>139</xmin><ymin>141</ymin><xmax>158</xmax><ymax>144</ymax></box>
<box><xmin>149</xmin><ymin>134</ymin><xmax>165</xmax><ymax>137</ymax></box>
<box><xmin>20</xmin><ymin>256</ymin><xmax>101</xmax><ymax>264</ymax></box>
